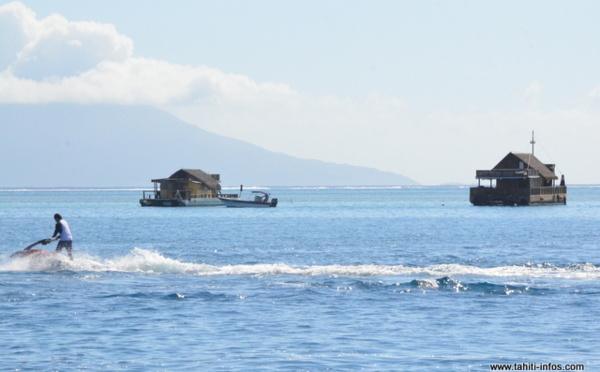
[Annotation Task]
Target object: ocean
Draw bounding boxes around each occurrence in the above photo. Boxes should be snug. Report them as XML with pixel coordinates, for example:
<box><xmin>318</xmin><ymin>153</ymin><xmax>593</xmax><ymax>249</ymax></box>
<box><xmin>1</xmin><ymin>186</ymin><xmax>599</xmax><ymax>371</ymax></box>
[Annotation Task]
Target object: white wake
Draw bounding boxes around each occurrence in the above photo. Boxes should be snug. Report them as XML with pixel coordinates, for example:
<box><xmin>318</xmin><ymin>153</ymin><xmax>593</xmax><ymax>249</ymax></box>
<box><xmin>2</xmin><ymin>248</ymin><xmax>599</xmax><ymax>280</ymax></box>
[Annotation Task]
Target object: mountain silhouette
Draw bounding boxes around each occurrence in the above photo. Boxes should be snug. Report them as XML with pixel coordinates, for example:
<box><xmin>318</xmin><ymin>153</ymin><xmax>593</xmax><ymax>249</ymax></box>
<box><xmin>0</xmin><ymin>104</ymin><xmax>418</xmax><ymax>187</ymax></box>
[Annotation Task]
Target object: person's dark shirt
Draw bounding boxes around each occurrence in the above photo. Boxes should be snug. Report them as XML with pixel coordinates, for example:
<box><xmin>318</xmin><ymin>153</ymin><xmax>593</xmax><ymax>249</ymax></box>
<box><xmin>53</xmin><ymin>222</ymin><xmax>62</xmax><ymax>237</ymax></box>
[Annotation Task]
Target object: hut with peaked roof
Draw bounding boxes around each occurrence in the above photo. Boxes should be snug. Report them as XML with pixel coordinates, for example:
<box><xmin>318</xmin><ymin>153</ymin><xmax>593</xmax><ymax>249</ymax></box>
<box><xmin>470</xmin><ymin>152</ymin><xmax>567</xmax><ymax>206</ymax></box>
<box><xmin>153</xmin><ymin>169</ymin><xmax>221</xmax><ymax>199</ymax></box>
<box><xmin>140</xmin><ymin>169</ymin><xmax>235</xmax><ymax>207</ymax></box>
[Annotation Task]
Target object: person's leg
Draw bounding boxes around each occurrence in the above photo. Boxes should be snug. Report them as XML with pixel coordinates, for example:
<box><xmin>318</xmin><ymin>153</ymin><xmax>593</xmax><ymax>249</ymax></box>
<box><xmin>55</xmin><ymin>241</ymin><xmax>65</xmax><ymax>253</ymax></box>
<box><xmin>56</xmin><ymin>241</ymin><xmax>73</xmax><ymax>259</ymax></box>
<box><xmin>66</xmin><ymin>241</ymin><xmax>73</xmax><ymax>260</ymax></box>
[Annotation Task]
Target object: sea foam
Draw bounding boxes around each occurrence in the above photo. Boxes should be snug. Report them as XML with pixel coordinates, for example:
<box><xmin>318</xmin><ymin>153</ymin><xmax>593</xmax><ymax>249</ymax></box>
<box><xmin>2</xmin><ymin>248</ymin><xmax>600</xmax><ymax>281</ymax></box>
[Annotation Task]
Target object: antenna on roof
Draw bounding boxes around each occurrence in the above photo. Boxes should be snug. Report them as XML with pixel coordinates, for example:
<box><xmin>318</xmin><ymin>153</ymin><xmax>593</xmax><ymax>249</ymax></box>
<box><xmin>530</xmin><ymin>131</ymin><xmax>536</xmax><ymax>155</ymax></box>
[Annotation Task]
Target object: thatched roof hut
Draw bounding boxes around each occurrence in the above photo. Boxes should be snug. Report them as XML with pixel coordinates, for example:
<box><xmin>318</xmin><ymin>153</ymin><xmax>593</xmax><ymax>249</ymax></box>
<box><xmin>151</xmin><ymin>169</ymin><xmax>221</xmax><ymax>192</ymax></box>
<box><xmin>140</xmin><ymin>168</ymin><xmax>234</xmax><ymax>206</ymax></box>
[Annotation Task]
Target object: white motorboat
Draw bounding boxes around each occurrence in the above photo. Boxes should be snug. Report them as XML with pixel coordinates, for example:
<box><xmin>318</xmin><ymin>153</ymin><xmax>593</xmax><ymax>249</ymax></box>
<box><xmin>218</xmin><ymin>191</ymin><xmax>278</xmax><ymax>208</ymax></box>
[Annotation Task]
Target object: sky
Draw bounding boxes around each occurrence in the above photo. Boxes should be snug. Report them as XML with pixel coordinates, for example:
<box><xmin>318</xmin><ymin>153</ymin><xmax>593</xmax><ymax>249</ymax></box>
<box><xmin>1</xmin><ymin>0</ymin><xmax>600</xmax><ymax>185</ymax></box>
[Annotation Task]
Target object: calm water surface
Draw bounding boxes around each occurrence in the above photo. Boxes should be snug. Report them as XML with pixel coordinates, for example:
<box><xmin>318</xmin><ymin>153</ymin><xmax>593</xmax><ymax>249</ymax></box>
<box><xmin>1</xmin><ymin>186</ymin><xmax>599</xmax><ymax>371</ymax></box>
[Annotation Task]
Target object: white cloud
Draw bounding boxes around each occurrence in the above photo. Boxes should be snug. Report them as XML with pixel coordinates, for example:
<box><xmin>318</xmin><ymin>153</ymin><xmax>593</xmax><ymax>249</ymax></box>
<box><xmin>0</xmin><ymin>56</ymin><xmax>298</xmax><ymax>105</ymax></box>
<box><xmin>0</xmin><ymin>2</ymin><xmax>296</xmax><ymax>106</ymax></box>
<box><xmin>0</xmin><ymin>1</ymin><xmax>35</xmax><ymax>68</ymax></box>
<box><xmin>1</xmin><ymin>2</ymin><xmax>133</xmax><ymax>80</ymax></box>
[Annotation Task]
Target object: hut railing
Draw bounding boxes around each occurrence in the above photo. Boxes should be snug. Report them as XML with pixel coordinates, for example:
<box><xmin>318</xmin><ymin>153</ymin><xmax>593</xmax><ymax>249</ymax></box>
<box><xmin>476</xmin><ymin>169</ymin><xmax>540</xmax><ymax>179</ymax></box>
<box><xmin>141</xmin><ymin>190</ymin><xmax>160</xmax><ymax>200</ymax></box>
<box><xmin>142</xmin><ymin>190</ymin><xmax>238</xmax><ymax>200</ymax></box>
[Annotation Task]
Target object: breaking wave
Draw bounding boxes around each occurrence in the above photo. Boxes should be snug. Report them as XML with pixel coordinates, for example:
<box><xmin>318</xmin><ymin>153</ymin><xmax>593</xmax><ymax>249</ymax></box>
<box><xmin>2</xmin><ymin>248</ymin><xmax>600</xmax><ymax>281</ymax></box>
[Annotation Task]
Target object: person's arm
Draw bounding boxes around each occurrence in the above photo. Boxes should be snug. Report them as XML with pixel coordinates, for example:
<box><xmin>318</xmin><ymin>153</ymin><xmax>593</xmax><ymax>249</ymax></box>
<box><xmin>52</xmin><ymin>222</ymin><xmax>62</xmax><ymax>238</ymax></box>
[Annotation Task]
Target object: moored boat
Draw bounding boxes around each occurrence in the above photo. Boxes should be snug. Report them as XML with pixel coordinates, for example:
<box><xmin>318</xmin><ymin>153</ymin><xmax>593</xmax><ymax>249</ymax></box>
<box><xmin>218</xmin><ymin>191</ymin><xmax>278</xmax><ymax>208</ymax></box>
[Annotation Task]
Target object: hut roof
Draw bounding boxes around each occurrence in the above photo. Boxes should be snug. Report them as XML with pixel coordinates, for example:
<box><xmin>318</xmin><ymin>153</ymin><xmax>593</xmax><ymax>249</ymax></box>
<box><xmin>152</xmin><ymin>169</ymin><xmax>222</xmax><ymax>190</ymax></box>
<box><xmin>494</xmin><ymin>152</ymin><xmax>558</xmax><ymax>180</ymax></box>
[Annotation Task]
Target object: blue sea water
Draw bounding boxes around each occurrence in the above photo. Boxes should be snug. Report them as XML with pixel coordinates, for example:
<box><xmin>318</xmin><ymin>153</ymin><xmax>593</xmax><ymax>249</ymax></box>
<box><xmin>1</xmin><ymin>186</ymin><xmax>599</xmax><ymax>371</ymax></box>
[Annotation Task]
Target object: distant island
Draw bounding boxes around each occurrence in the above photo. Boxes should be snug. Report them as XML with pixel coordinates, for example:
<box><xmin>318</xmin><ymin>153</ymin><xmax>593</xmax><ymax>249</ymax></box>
<box><xmin>0</xmin><ymin>104</ymin><xmax>418</xmax><ymax>188</ymax></box>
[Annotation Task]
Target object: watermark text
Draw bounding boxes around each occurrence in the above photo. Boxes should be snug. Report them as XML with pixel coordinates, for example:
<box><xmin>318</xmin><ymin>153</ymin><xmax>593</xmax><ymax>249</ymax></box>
<box><xmin>489</xmin><ymin>362</ymin><xmax>585</xmax><ymax>371</ymax></box>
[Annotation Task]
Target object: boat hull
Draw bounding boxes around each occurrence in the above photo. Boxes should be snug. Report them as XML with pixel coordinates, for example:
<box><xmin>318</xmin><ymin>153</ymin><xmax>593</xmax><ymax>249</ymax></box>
<box><xmin>470</xmin><ymin>186</ymin><xmax>567</xmax><ymax>206</ymax></box>
<box><xmin>11</xmin><ymin>249</ymin><xmax>53</xmax><ymax>259</ymax></box>
<box><xmin>218</xmin><ymin>197</ymin><xmax>278</xmax><ymax>208</ymax></box>
<box><xmin>140</xmin><ymin>198</ymin><xmax>223</xmax><ymax>207</ymax></box>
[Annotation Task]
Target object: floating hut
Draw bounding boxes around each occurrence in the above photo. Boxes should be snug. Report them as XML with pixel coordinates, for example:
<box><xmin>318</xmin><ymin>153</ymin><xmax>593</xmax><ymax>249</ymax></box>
<box><xmin>470</xmin><ymin>135</ymin><xmax>567</xmax><ymax>206</ymax></box>
<box><xmin>139</xmin><ymin>169</ymin><xmax>237</xmax><ymax>207</ymax></box>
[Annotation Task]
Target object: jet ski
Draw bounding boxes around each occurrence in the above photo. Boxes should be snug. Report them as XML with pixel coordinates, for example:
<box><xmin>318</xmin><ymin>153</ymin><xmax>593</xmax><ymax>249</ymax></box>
<box><xmin>11</xmin><ymin>238</ymin><xmax>58</xmax><ymax>259</ymax></box>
